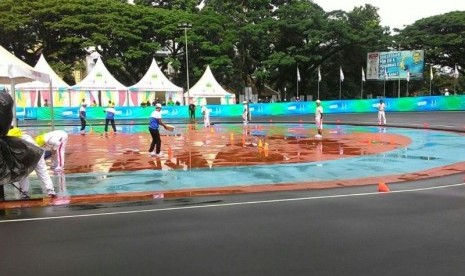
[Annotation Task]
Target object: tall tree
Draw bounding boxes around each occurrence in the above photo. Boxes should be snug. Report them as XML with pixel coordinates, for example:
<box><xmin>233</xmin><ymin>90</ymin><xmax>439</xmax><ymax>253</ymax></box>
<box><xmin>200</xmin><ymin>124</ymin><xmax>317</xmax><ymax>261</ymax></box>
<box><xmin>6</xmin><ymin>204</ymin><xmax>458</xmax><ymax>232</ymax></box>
<box><xmin>392</xmin><ymin>11</ymin><xmax>465</xmax><ymax>94</ymax></box>
<box><xmin>396</xmin><ymin>11</ymin><xmax>465</xmax><ymax>76</ymax></box>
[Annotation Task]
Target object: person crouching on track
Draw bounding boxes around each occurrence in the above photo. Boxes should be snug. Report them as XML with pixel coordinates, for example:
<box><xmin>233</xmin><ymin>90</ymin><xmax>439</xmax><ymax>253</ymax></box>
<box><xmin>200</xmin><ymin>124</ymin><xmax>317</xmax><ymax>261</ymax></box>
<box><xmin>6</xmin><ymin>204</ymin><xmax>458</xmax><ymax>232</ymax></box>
<box><xmin>35</xmin><ymin>130</ymin><xmax>68</xmax><ymax>173</ymax></box>
<box><xmin>8</xmin><ymin>127</ymin><xmax>57</xmax><ymax>197</ymax></box>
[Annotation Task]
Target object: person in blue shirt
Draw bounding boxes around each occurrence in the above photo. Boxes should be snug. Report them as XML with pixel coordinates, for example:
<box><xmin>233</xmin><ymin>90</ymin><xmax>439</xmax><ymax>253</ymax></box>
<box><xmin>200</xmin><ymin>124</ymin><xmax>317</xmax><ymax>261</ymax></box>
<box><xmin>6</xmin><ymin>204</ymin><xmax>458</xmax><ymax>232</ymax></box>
<box><xmin>148</xmin><ymin>103</ymin><xmax>168</xmax><ymax>157</ymax></box>
<box><xmin>104</xmin><ymin>102</ymin><xmax>116</xmax><ymax>135</ymax></box>
<box><xmin>400</xmin><ymin>51</ymin><xmax>424</xmax><ymax>76</ymax></box>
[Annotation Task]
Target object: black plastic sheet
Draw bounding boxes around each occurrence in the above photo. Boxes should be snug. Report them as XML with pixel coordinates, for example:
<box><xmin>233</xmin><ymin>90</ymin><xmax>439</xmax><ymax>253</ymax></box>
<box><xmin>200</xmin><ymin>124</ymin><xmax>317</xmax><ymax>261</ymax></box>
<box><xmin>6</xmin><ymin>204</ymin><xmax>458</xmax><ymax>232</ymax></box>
<box><xmin>0</xmin><ymin>93</ymin><xmax>44</xmax><ymax>185</ymax></box>
<box><xmin>0</xmin><ymin>92</ymin><xmax>13</xmax><ymax>136</ymax></box>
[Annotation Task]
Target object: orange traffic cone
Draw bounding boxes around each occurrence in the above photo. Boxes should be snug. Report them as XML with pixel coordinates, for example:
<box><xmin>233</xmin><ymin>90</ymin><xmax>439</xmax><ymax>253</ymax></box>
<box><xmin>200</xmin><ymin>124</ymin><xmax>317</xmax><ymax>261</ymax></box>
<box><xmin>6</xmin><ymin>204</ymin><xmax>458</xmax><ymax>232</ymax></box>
<box><xmin>378</xmin><ymin>182</ymin><xmax>390</xmax><ymax>192</ymax></box>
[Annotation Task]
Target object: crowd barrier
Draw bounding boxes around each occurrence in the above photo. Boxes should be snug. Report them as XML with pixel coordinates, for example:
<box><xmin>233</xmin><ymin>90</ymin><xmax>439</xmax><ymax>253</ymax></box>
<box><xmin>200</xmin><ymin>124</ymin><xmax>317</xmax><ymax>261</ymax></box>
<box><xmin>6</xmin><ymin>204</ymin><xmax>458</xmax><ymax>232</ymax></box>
<box><xmin>16</xmin><ymin>95</ymin><xmax>465</xmax><ymax>121</ymax></box>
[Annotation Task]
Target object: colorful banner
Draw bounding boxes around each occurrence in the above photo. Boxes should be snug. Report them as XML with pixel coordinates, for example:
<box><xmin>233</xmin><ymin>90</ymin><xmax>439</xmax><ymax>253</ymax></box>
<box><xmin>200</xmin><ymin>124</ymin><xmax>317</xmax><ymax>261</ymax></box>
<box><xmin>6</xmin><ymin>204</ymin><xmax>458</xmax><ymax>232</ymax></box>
<box><xmin>367</xmin><ymin>50</ymin><xmax>425</xmax><ymax>81</ymax></box>
<box><xmin>17</xmin><ymin>95</ymin><xmax>465</xmax><ymax>121</ymax></box>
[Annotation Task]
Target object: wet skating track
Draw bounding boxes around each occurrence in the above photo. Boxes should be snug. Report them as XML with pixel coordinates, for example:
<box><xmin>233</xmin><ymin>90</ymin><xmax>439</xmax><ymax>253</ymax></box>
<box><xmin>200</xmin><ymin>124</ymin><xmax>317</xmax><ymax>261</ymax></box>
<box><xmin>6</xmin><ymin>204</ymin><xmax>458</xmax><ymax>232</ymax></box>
<box><xmin>1</xmin><ymin>112</ymin><xmax>464</xmax><ymax>207</ymax></box>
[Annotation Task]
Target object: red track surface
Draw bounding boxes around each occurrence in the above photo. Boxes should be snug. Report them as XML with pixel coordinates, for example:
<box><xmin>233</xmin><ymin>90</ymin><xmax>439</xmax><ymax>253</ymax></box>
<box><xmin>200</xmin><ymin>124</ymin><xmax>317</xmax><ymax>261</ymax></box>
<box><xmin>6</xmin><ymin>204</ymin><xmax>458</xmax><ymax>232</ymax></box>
<box><xmin>2</xmin><ymin>125</ymin><xmax>465</xmax><ymax>209</ymax></box>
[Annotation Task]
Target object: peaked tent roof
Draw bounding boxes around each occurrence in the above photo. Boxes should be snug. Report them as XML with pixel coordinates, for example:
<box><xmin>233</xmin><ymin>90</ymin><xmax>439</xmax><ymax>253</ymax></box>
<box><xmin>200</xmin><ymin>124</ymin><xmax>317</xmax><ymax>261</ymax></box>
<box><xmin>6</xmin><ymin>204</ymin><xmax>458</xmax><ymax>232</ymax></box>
<box><xmin>185</xmin><ymin>65</ymin><xmax>233</xmax><ymax>97</ymax></box>
<box><xmin>16</xmin><ymin>54</ymin><xmax>69</xmax><ymax>89</ymax></box>
<box><xmin>129</xmin><ymin>58</ymin><xmax>183</xmax><ymax>92</ymax></box>
<box><xmin>70</xmin><ymin>57</ymin><xmax>127</xmax><ymax>91</ymax></box>
<box><xmin>0</xmin><ymin>45</ymin><xmax>50</xmax><ymax>84</ymax></box>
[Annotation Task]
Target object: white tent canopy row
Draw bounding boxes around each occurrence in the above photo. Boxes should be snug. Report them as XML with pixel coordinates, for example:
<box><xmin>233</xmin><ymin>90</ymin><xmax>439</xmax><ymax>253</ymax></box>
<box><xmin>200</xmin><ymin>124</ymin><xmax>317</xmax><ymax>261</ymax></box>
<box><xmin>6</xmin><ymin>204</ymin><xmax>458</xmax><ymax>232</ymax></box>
<box><xmin>69</xmin><ymin>57</ymin><xmax>129</xmax><ymax>107</ymax></box>
<box><xmin>0</xmin><ymin>46</ymin><xmax>50</xmax><ymax>84</ymax></box>
<box><xmin>184</xmin><ymin>65</ymin><xmax>236</xmax><ymax>105</ymax></box>
<box><xmin>128</xmin><ymin>58</ymin><xmax>184</xmax><ymax>106</ymax></box>
<box><xmin>2</xmin><ymin>45</ymin><xmax>236</xmax><ymax>108</ymax></box>
<box><xmin>15</xmin><ymin>54</ymin><xmax>70</xmax><ymax>107</ymax></box>
<box><xmin>0</xmin><ymin>45</ymin><xmax>52</xmax><ymax>127</ymax></box>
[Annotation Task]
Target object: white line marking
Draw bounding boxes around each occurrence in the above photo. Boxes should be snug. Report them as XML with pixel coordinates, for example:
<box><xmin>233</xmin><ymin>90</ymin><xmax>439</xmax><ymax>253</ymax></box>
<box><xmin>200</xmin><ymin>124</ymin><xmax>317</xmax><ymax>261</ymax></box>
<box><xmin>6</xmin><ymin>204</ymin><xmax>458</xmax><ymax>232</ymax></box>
<box><xmin>1</xmin><ymin>182</ymin><xmax>465</xmax><ymax>223</ymax></box>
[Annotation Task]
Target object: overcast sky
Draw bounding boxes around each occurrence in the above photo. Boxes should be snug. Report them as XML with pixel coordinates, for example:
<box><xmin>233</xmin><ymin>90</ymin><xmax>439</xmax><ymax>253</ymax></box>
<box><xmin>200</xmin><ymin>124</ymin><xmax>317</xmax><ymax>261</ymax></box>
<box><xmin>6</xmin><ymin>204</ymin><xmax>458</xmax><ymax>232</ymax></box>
<box><xmin>312</xmin><ymin>0</ymin><xmax>465</xmax><ymax>30</ymax></box>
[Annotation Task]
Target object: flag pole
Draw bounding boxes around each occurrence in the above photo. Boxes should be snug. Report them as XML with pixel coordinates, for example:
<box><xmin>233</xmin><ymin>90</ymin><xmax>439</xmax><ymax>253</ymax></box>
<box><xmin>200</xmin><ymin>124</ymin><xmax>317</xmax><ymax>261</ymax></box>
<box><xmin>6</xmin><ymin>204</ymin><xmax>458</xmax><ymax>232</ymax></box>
<box><xmin>383</xmin><ymin>78</ymin><xmax>386</xmax><ymax>98</ymax></box>
<box><xmin>429</xmin><ymin>65</ymin><xmax>433</xmax><ymax>96</ymax></box>
<box><xmin>407</xmin><ymin>80</ymin><xmax>409</xmax><ymax>97</ymax></box>
<box><xmin>296</xmin><ymin>78</ymin><xmax>299</xmax><ymax>99</ymax></box>
<box><xmin>406</xmin><ymin>70</ymin><xmax>410</xmax><ymax>97</ymax></box>
<box><xmin>317</xmin><ymin>66</ymin><xmax>321</xmax><ymax>100</ymax></box>
<box><xmin>397</xmin><ymin>76</ymin><xmax>400</xmax><ymax>98</ymax></box>
<box><xmin>317</xmin><ymin>79</ymin><xmax>320</xmax><ymax>100</ymax></box>
<box><xmin>339</xmin><ymin>79</ymin><xmax>342</xmax><ymax>100</ymax></box>
<box><xmin>361</xmin><ymin>67</ymin><xmax>365</xmax><ymax>99</ymax></box>
<box><xmin>383</xmin><ymin>67</ymin><xmax>387</xmax><ymax>98</ymax></box>
<box><xmin>361</xmin><ymin>80</ymin><xmax>363</xmax><ymax>99</ymax></box>
<box><xmin>429</xmin><ymin>78</ymin><xmax>432</xmax><ymax>96</ymax></box>
<box><xmin>339</xmin><ymin>66</ymin><xmax>343</xmax><ymax>100</ymax></box>
<box><xmin>296</xmin><ymin>66</ymin><xmax>300</xmax><ymax>99</ymax></box>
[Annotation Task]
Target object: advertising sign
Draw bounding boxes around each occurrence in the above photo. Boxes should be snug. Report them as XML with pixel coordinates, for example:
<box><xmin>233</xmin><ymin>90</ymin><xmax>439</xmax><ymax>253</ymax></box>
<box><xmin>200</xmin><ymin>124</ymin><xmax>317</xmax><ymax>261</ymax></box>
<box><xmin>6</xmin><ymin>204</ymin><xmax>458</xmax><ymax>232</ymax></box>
<box><xmin>367</xmin><ymin>50</ymin><xmax>424</xmax><ymax>80</ymax></box>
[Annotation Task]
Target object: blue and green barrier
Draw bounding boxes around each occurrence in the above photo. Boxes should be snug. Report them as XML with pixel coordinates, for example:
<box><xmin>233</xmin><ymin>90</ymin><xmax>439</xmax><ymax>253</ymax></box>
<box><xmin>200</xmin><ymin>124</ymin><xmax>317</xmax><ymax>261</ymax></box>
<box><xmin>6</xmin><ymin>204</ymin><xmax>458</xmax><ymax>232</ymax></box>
<box><xmin>16</xmin><ymin>95</ymin><xmax>465</xmax><ymax>121</ymax></box>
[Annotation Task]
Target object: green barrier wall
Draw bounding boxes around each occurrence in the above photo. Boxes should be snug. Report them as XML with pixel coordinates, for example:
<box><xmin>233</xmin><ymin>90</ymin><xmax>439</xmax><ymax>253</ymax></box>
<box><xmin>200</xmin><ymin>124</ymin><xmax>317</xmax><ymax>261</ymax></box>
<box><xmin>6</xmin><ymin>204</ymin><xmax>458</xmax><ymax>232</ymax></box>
<box><xmin>17</xmin><ymin>95</ymin><xmax>465</xmax><ymax>121</ymax></box>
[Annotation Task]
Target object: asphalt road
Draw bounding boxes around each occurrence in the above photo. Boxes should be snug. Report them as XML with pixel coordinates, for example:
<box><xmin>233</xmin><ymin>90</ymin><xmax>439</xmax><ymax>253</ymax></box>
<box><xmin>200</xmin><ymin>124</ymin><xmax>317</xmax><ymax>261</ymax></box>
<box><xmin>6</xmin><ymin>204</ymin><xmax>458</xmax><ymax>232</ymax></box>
<box><xmin>1</xmin><ymin>174</ymin><xmax>465</xmax><ymax>276</ymax></box>
<box><xmin>1</xmin><ymin>111</ymin><xmax>465</xmax><ymax>275</ymax></box>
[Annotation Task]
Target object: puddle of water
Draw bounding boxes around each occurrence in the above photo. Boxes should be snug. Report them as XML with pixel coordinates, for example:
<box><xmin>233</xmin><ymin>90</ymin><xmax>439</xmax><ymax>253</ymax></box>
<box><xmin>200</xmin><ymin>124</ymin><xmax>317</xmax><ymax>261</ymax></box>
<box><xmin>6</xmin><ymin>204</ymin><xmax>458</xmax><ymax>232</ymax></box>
<box><xmin>4</xmin><ymin>124</ymin><xmax>464</xmax><ymax>198</ymax></box>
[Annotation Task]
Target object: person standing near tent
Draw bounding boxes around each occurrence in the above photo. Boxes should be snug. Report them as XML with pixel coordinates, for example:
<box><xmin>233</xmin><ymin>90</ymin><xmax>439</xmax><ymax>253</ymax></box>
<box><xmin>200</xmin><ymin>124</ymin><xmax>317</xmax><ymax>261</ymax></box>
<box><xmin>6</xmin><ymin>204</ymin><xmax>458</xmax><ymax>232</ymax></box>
<box><xmin>315</xmin><ymin>100</ymin><xmax>323</xmax><ymax>138</ymax></box>
<box><xmin>35</xmin><ymin>130</ymin><xmax>68</xmax><ymax>173</ymax></box>
<box><xmin>79</xmin><ymin>99</ymin><xmax>87</xmax><ymax>135</ymax></box>
<box><xmin>189</xmin><ymin>102</ymin><xmax>196</xmax><ymax>122</ymax></box>
<box><xmin>8</xmin><ymin>127</ymin><xmax>57</xmax><ymax>198</ymax></box>
<box><xmin>201</xmin><ymin>104</ymin><xmax>210</xmax><ymax>128</ymax></box>
<box><xmin>148</xmin><ymin>103</ymin><xmax>168</xmax><ymax>157</ymax></box>
<box><xmin>377</xmin><ymin>99</ymin><xmax>387</xmax><ymax>125</ymax></box>
<box><xmin>104</xmin><ymin>102</ymin><xmax>116</xmax><ymax>135</ymax></box>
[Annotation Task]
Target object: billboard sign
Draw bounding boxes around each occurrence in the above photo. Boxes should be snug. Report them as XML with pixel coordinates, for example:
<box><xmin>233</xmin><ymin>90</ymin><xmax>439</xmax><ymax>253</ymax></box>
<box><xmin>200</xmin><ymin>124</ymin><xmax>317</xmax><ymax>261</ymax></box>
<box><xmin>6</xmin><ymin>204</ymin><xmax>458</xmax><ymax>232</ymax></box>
<box><xmin>367</xmin><ymin>50</ymin><xmax>424</xmax><ymax>80</ymax></box>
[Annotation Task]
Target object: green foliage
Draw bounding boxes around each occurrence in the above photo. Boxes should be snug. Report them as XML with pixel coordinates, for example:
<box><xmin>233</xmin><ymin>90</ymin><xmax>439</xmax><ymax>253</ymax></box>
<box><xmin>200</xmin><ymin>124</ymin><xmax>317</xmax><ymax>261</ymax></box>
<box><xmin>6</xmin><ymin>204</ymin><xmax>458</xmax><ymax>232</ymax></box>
<box><xmin>396</xmin><ymin>11</ymin><xmax>465</xmax><ymax>92</ymax></box>
<box><xmin>1</xmin><ymin>0</ymin><xmax>461</xmax><ymax>98</ymax></box>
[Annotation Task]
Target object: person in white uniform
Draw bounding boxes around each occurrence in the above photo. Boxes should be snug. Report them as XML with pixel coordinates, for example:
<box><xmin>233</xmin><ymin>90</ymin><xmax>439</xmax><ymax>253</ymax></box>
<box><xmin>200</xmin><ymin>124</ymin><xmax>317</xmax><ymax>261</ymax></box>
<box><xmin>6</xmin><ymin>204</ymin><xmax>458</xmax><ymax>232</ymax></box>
<box><xmin>315</xmin><ymin>100</ymin><xmax>323</xmax><ymax>138</ymax></box>
<box><xmin>201</xmin><ymin>105</ymin><xmax>210</xmax><ymax>128</ymax></box>
<box><xmin>8</xmin><ymin>127</ymin><xmax>57</xmax><ymax>198</ymax></box>
<box><xmin>377</xmin><ymin>99</ymin><xmax>387</xmax><ymax>125</ymax></box>
<box><xmin>242</xmin><ymin>101</ymin><xmax>249</xmax><ymax>125</ymax></box>
<box><xmin>35</xmin><ymin>130</ymin><xmax>68</xmax><ymax>173</ymax></box>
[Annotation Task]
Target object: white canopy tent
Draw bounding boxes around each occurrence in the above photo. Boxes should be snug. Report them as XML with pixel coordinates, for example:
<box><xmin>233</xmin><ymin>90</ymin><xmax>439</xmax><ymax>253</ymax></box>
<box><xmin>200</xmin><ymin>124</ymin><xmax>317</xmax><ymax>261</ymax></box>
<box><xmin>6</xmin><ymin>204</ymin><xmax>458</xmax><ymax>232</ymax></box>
<box><xmin>128</xmin><ymin>58</ymin><xmax>184</xmax><ymax>106</ymax></box>
<box><xmin>70</xmin><ymin>57</ymin><xmax>128</xmax><ymax>107</ymax></box>
<box><xmin>184</xmin><ymin>65</ymin><xmax>235</xmax><ymax>105</ymax></box>
<box><xmin>16</xmin><ymin>54</ymin><xmax>70</xmax><ymax>107</ymax></box>
<box><xmin>0</xmin><ymin>45</ymin><xmax>51</xmax><ymax>127</ymax></box>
